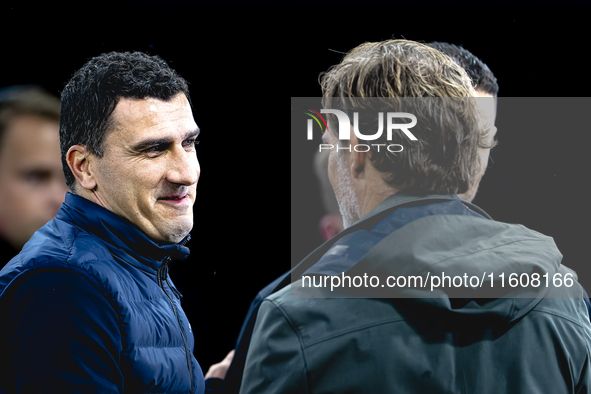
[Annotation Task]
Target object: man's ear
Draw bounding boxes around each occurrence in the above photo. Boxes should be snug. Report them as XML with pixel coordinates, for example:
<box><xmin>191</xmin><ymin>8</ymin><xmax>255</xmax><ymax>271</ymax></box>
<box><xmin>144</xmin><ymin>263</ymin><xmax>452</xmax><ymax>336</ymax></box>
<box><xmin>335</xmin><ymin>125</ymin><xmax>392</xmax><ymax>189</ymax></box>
<box><xmin>66</xmin><ymin>145</ymin><xmax>97</xmax><ymax>191</ymax></box>
<box><xmin>348</xmin><ymin>125</ymin><xmax>367</xmax><ymax>179</ymax></box>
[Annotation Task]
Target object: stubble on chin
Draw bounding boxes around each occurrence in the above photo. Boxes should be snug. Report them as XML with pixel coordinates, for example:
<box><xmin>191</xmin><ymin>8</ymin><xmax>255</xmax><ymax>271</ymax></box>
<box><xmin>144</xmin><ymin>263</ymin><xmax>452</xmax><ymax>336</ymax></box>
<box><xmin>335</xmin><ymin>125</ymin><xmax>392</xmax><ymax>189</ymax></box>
<box><xmin>334</xmin><ymin>150</ymin><xmax>361</xmax><ymax>229</ymax></box>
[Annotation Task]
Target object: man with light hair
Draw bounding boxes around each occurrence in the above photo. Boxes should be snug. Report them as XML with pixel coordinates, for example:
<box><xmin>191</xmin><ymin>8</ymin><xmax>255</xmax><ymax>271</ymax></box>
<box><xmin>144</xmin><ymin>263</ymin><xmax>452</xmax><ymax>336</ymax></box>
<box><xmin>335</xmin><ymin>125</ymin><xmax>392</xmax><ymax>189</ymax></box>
<box><xmin>240</xmin><ymin>39</ymin><xmax>591</xmax><ymax>393</ymax></box>
<box><xmin>314</xmin><ymin>41</ymin><xmax>499</xmax><ymax>241</ymax></box>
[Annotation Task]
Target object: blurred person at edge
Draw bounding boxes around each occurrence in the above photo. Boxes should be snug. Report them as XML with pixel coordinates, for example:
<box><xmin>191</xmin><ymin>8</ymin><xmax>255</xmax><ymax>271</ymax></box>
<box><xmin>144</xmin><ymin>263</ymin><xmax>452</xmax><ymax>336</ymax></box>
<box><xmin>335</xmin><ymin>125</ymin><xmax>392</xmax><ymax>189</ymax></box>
<box><xmin>0</xmin><ymin>85</ymin><xmax>68</xmax><ymax>268</ymax></box>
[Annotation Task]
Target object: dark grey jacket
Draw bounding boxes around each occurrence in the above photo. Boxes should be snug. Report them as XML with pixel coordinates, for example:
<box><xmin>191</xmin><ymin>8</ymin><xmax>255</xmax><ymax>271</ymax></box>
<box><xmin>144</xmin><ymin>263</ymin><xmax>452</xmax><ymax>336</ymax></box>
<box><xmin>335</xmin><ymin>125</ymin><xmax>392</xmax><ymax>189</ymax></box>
<box><xmin>240</xmin><ymin>194</ymin><xmax>591</xmax><ymax>393</ymax></box>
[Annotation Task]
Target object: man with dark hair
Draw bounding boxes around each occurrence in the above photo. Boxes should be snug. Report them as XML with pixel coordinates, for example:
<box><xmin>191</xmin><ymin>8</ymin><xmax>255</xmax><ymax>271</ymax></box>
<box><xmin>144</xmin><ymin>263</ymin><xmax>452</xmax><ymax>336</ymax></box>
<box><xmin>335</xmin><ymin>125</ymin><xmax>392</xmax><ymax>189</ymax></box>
<box><xmin>428</xmin><ymin>41</ymin><xmax>499</xmax><ymax>98</ymax></box>
<box><xmin>239</xmin><ymin>40</ymin><xmax>591</xmax><ymax>393</ymax></box>
<box><xmin>0</xmin><ymin>52</ymin><xmax>205</xmax><ymax>393</ymax></box>
<box><xmin>427</xmin><ymin>41</ymin><xmax>499</xmax><ymax>203</ymax></box>
<box><xmin>0</xmin><ymin>85</ymin><xmax>68</xmax><ymax>267</ymax></box>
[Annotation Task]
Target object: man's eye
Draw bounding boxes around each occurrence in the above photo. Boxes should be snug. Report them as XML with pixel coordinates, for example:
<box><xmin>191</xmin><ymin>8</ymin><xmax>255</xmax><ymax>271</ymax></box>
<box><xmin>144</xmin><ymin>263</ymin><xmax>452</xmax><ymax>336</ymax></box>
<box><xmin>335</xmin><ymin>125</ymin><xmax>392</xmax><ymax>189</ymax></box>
<box><xmin>22</xmin><ymin>170</ymin><xmax>51</xmax><ymax>186</ymax></box>
<box><xmin>183</xmin><ymin>138</ymin><xmax>199</xmax><ymax>148</ymax></box>
<box><xmin>144</xmin><ymin>144</ymin><xmax>167</xmax><ymax>155</ymax></box>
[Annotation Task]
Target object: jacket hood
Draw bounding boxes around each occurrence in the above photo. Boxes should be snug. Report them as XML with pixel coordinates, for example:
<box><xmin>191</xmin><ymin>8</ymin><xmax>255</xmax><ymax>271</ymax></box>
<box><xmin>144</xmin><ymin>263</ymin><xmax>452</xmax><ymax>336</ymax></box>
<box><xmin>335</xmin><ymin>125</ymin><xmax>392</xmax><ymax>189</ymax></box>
<box><xmin>349</xmin><ymin>213</ymin><xmax>568</xmax><ymax>325</ymax></box>
<box><xmin>293</xmin><ymin>194</ymin><xmax>576</xmax><ymax>326</ymax></box>
<box><xmin>55</xmin><ymin>192</ymin><xmax>190</xmax><ymax>273</ymax></box>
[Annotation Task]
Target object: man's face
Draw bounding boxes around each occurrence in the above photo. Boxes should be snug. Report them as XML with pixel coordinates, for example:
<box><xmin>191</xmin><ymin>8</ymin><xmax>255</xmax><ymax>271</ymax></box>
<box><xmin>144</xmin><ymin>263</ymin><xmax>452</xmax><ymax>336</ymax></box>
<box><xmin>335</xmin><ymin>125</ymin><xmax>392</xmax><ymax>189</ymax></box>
<box><xmin>0</xmin><ymin>116</ymin><xmax>68</xmax><ymax>249</ymax></box>
<box><xmin>459</xmin><ymin>90</ymin><xmax>497</xmax><ymax>202</ymax></box>
<box><xmin>90</xmin><ymin>93</ymin><xmax>200</xmax><ymax>244</ymax></box>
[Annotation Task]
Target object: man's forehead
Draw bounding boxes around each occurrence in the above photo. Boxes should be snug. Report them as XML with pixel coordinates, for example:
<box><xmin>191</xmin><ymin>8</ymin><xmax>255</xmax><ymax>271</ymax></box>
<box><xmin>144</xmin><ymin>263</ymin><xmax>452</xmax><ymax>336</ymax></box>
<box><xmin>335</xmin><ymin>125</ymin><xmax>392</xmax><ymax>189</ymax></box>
<box><xmin>114</xmin><ymin>94</ymin><xmax>191</xmax><ymax>117</ymax></box>
<box><xmin>474</xmin><ymin>91</ymin><xmax>497</xmax><ymax>124</ymax></box>
<box><xmin>110</xmin><ymin>94</ymin><xmax>196</xmax><ymax>135</ymax></box>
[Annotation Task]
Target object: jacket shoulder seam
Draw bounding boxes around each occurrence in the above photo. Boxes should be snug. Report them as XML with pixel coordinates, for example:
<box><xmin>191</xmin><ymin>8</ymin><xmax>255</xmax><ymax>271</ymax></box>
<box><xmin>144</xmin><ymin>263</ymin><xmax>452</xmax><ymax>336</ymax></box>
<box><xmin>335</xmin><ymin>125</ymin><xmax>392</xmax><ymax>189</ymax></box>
<box><xmin>530</xmin><ymin>308</ymin><xmax>591</xmax><ymax>333</ymax></box>
<box><xmin>303</xmin><ymin>317</ymin><xmax>410</xmax><ymax>348</ymax></box>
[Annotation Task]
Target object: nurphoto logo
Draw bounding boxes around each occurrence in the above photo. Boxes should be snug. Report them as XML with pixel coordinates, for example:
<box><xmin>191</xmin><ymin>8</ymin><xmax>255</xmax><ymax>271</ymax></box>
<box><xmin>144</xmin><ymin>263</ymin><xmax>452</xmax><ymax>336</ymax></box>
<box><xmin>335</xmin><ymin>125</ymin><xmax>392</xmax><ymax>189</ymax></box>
<box><xmin>303</xmin><ymin>107</ymin><xmax>418</xmax><ymax>153</ymax></box>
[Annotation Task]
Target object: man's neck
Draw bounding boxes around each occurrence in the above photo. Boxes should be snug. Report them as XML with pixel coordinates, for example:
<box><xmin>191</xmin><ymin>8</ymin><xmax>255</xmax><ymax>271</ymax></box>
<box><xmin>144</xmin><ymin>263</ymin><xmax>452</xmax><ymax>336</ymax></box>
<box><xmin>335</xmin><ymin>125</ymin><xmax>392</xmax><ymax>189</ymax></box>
<box><xmin>354</xmin><ymin>175</ymin><xmax>401</xmax><ymax>220</ymax></box>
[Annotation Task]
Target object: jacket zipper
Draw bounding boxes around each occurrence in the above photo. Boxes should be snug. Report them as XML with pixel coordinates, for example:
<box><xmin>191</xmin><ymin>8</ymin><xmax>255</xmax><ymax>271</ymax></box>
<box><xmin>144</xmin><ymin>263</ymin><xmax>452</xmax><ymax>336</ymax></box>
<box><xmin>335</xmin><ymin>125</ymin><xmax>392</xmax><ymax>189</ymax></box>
<box><xmin>158</xmin><ymin>255</ymin><xmax>194</xmax><ymax>393</ymax></box>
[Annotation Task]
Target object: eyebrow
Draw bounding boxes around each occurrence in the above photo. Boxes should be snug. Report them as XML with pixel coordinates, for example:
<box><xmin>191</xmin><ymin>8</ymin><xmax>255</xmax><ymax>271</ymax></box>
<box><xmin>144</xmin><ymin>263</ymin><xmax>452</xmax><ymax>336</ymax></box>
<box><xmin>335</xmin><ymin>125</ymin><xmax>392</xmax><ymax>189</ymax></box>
<box><xmin>131</xmin><ymin>128</ymin><xmax>200</xmax><ymax>152</ymax></box>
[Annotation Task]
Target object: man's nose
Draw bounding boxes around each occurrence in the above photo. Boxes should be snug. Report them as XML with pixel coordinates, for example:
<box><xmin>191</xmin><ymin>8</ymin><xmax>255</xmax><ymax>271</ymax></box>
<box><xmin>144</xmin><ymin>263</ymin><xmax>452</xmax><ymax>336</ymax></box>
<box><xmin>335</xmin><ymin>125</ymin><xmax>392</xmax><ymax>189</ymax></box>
<box><xmin>166</xmin><ymin>149</ymin><xmax>200</xmax><ymax>186</ymax></box>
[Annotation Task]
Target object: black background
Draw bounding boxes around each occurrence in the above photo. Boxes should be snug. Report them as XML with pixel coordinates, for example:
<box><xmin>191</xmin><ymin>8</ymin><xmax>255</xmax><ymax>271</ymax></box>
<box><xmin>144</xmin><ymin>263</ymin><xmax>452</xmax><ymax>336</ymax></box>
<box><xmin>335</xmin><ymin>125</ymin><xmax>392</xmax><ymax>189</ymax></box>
<box><xmin>2</xmin><ymin>1</ymin><xmax>591</xmax><ymax>372</ymax></box>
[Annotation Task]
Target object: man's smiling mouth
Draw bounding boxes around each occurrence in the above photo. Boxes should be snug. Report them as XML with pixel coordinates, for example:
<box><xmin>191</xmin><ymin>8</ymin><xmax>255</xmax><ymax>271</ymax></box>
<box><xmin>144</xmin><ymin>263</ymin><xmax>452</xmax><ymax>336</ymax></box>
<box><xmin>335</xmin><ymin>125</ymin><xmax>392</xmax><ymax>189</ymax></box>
<box><xmin>158</xmin><ymin>194</ymin><xmax>189</xmax><ymax>202</ymax></box>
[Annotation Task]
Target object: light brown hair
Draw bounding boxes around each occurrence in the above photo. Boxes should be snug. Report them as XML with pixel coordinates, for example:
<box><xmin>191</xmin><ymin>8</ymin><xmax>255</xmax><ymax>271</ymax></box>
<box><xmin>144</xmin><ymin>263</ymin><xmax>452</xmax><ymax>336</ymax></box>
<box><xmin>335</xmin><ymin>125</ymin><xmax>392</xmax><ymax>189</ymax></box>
<box><xmin>320</xmin><ymin>39</ymin><xmax>482</xmax><ymax>195</ymax></box>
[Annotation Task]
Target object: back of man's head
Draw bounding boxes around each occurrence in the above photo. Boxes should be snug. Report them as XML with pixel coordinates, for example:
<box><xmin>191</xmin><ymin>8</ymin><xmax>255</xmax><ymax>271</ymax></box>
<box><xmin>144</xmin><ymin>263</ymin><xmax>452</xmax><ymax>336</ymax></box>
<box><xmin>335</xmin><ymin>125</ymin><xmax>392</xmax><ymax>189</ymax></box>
<box><xmin>320</xmin><ymin>39</ymin><xmax>484</xmax><ymax>196</ymax></box>
<box><xmin>427</xmin><ymin>41</ymin><xmax>498</xmax><ymax>97</ymax></box>
<box><xmin>59</xmin><ymin>51</ymin><xmax>190</xmax><ymax>192</ymax></box>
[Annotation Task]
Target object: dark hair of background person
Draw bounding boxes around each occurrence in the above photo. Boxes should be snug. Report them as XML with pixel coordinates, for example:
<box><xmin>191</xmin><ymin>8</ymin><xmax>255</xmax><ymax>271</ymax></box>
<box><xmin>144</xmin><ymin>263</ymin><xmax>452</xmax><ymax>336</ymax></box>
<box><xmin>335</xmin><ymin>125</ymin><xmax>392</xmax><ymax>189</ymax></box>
<box><xmin>427</xmin><ymin>41</ymin><xmax>499</xmax><ymax>97</ymax></box>
<box><xmin>59</xmin><ymin>51</ymin><xmax>191</xmax><ymax>192</ymax></box>
<box><xmin>320</xmin><ymin>39</ymin><xmax>485</xmax><ymax>196</ymax></box>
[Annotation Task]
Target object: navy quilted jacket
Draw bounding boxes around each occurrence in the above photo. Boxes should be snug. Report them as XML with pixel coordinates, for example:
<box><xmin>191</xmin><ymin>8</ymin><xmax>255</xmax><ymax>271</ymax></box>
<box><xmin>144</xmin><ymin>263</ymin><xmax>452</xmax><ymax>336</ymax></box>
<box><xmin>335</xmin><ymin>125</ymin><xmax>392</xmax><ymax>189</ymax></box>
<box><xmin>0</xmin><ymin>192</ymin><xmax>205</xmax><ymax>393</ymax></box>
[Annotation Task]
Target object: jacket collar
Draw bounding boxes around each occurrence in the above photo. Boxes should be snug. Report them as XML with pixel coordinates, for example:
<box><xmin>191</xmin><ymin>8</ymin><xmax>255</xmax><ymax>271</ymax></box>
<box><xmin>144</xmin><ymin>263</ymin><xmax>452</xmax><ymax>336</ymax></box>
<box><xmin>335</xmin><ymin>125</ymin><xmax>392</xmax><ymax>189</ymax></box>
<box><xmin>361</xmin><ymin>192</ymin><xmax>492</xmax><ymax>223</ymax></box>
<box><xmin>361</xmin><ymin>193</ymin><xmax>461</xmax><ymax>224</ymax></box>
<box><xmin>56</xmin><ymin>192</ymin><xmax>190</xmax><ymax>273</ymax></box>
<box><xmin>281</xmin><ymin>193</ymin><xmax>467</xmax><ymax>291</ymax></box>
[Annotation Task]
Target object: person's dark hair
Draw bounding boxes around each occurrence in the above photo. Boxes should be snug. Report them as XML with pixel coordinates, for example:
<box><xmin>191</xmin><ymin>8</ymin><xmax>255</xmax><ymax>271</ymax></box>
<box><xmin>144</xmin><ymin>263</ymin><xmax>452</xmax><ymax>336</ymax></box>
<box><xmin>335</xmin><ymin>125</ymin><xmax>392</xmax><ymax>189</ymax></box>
<box><xmin>427</xmin><ymin>42</ymin><xmax>498</xmax><ymax>97</ymax></box>
<box><xmin>59</xmin><ymin>51</ymin><xmax>190</xmax><ymax>191</ymax></box>
<box><xmin>320</xmin><ymin>39</ymin><xmax>482</xmax><ymax>195</ymax></box>
<box><xmin>0</xmin><ymin>85</ymin><xmax>60</xmax><ymax>146</ymax></box>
